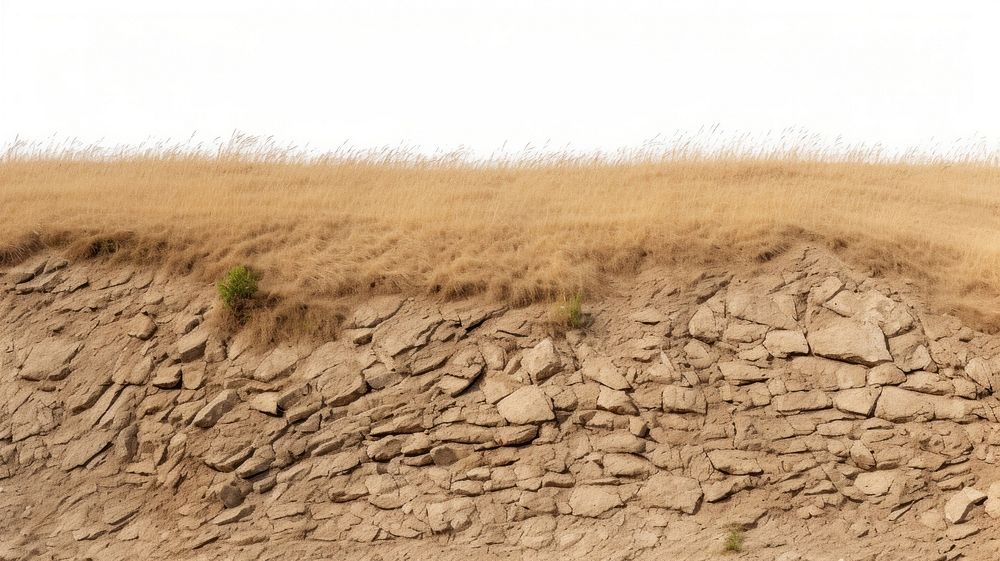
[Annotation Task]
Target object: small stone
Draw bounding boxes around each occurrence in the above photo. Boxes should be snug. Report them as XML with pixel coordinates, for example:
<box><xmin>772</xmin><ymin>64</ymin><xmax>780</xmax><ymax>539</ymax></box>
<box><xmin>807</xmin><ymin>318</ymin><xmax>892</xmax><ymax>366</ymax></box>
<box><xmin>19</xmin><ymin>339</ymin><xmax>82</xmax><ymax>381</ymax></box>
<box><xmin>151</xmin><ymin>365</ymin><xmax>183</xmax><ymax>388</ymax></box>
<box><xmin>210</xmin><ymin>504</ymin><xmax>254</xmax><ymax>525</ymax></box>
<box><xmin>833</xmin><ymin>387</ymin><xmax>881</xmax><ymax>416</ymax></box>
<box><xmin>248</xmin><ymin>392</ymin><xmax>281</xmax><ymax>415</ymax></box>
<box><xmin>193</xmin><ymin>390</ymin><xmax>240</xmax><ymax>428</ymax></box>
<box><xmin>718</xmin><ymin>361</ymin><xmax>769</xmax><ymax>384</ymax></box>
<box><xmin>944</xmin><ymin>487</ymin><xmax>987</xmax><ymax>524</ymax></box>
<box><xmin>597</xmin><ymin>387</ymin><xmax>638</xmax><ymax>415</ymax></box>
<box><xmin>582</xmin><ymin>356</ymin><xmax>631</xmax><ymax>390</ymax></box>
<box><xmin>603</xmin><ymin>453</ymin><xmax>653</xmax><ymax>477</ymax></box>
<box><xmin>496</xmin><ymin>386</ymin><xmax>555</xmax><ymax>424</ymax></box>
<box><xmin>520</xmin><ymin>339</ymin><xmax>562</xmax><ymax>382</ymax></box>
<box><xmin>946</xmin><ymin>524</ymin><xmax>980</xmax><ymax>541</ymax></box>
<box><xmin>637</xmin><ymin>473</ymin><xmax>703</xmax><ymax>514</ymax></box>
<box><xmin>985</xmin><ymin>482</ymin><xmax>1000</xmax><ymax>519</ymax></box>
<box><xmin>181</xmin><ymin>365</ymin><xmax>205</xmax><ymax>390</ymax></box>
<box><xmin>126</xmin><ymin>314</ymin><xmax>157</xmax><ymax>340</ymax></box>
<box><xmin>661</xmin><ymin>386</ymin><xmax>707</xmax><ymax>414</ymax></box>
<box><xmin>763</xmin><ymin>330</ymin><xmax>809</xmax><ymax>357</ymax></box>
<box><xmin>855</xmin><ymin>471</ymin><xmax>896</xmax><ymax>496</ymax></box>
<box><xmin>175</xmin><ymin>329</ymin><xmax>209</xmax><ymax>362</ymax></box>
<box><xmin>253</xmin><ymin>347</ymin><xmax>299</xmax><ymax>382</ymax></box>
<box><xmin>568</xmin><ymin>486</ymin><xmax>622</xmax><ymax>517</ymax></box>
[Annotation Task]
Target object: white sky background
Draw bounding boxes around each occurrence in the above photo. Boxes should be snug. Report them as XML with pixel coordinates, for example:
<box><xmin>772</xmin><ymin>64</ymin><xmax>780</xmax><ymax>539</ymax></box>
<box><xmin>1</xmin><ymin>0</ymin><xmax>999</xmax><ymax>158</ymax></box>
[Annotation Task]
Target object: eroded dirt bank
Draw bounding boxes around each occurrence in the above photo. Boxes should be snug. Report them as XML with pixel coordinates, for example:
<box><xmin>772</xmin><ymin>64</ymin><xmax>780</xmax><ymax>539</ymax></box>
<box><xmin>2</xmin><ymin>247</ymin><xmax>999</xmax><ymax>561</ymax></box>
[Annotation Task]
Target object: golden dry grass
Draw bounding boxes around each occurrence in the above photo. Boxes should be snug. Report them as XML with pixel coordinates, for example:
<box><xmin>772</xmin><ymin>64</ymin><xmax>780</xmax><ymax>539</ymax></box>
<box><xmin>2</xmin><ymin>146</ymin><xmax>1000</xmax><ymax>339</ymax></box>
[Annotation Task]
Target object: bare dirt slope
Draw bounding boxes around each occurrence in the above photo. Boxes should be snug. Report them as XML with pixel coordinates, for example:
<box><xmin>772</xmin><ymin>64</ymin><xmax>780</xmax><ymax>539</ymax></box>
<box><xmin>2</xmin><ymin>246</ymin><xmax>1000</xmax><ymax>560</ymax></box>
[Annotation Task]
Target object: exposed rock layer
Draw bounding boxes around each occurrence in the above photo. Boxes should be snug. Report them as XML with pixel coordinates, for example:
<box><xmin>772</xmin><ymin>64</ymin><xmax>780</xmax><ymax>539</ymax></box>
<box><xmin>2</xmin><ymin>247</ymin><xmax>1000</xmax><ymax>560</ymax></box>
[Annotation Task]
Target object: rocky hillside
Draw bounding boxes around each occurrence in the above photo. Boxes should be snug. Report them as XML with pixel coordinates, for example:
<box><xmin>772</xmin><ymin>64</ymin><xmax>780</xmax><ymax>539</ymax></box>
<box><xmin>2</xmin><ymin>247</ymin><xmax>999</xmax><ymax>561</ymax></box>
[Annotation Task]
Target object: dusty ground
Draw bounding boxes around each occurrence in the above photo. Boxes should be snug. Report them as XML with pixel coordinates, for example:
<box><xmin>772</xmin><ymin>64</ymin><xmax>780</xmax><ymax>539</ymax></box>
<box><xmin>2</xmin><ymin>246</ymin><xmax>1000</xmax><ymax>560</ymax></box>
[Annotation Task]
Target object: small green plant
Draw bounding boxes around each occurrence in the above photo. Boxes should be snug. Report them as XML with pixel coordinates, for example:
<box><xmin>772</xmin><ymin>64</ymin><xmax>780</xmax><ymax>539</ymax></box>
<box><xmin>553</xmin><ymin>293</ymin><xmax>584</xmax><ymax>329</ymax></box>
<box><xmin>217</xmin><ymin>265</ymin><xmax>259</xmax><ymax>315</ymax></box>
<box><xmin>723</xmin><ymin>526</ymin><xmax>744</xmax><ymax>553</ymax></box>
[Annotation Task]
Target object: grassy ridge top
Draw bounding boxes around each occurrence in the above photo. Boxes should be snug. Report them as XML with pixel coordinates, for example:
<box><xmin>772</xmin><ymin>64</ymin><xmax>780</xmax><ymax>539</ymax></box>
<box><xmin>3</xmin><ymin>152</ymin><xmax>999</xmax><ymax>337</ymax></box>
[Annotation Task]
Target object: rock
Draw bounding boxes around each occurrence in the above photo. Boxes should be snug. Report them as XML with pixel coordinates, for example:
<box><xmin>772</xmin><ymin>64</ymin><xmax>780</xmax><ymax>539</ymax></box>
<box><xmin>718</xmin><ymin>361</ymin><xmax>769</xmax><ymax>384</ymax></box>
<box><xmin>426</xmin><ymin>498</ymin><xmax>475</xmax><ymax>532</ymax></box>
<box><xmin>835</xmin><ymin>364</ymin><xmax>868</xmax><ymax>389</ymax></box>
<box><xmin>688</xmin><ymin>305</ymin><xmax>723</xmax><ymax>342</ymax></box>
<box><xmin>965</xmin><ymin>358</ymin><xmax>995</xmax><ymax>393</ymax></box>
<box><xmin>637</xmin><ymin>473</ymin><xmax>703</xmax><ymax>514</ymax></box>
<box><xmin>985</xmin><ymin>482</ymin><xmax>1000</xmax><ymax>519</ymax></box>
<box><xmin>596</xmin><ymin>387</ymin><xmax>638</xmax><ymax>415</ymax></box>
<box><xmin>211</xmin><ymin>504</ymin><xmax>254</xmax><ymax>525</ymax></box>
<box><xmin>945</xmin><ymin>524</ymin><xmax>980</xmax><ymax>541</ymax></box>
<box><xmin>707</xmin><ymin>450</ymin><xmax>763</xmax><ymax>475</ymax></box>
<box><xmin>833</xmin><ymin>387</ymin><xmax>881</xmax><ymax>416</ymax></box>
<box><xmin>763</xmin><ymin>330</ymin><xmax>809</xmax><ymax>357</ymax></box>
<box><xmin>855</xmin><ymin>471</ymin><xmax>896</xmax><ymax>496</ymax></box>
<box><xmin>253</xmin><ymin>347</ymin><xmax>299</xmax><ymax>382</ymax></box>
<box><xmin>373</xmin><ymin>309</ymin><xmax>443</xmax><ymax>357</ymax></box>
<box><xmin>603</xmin><ymin>453</ymin><xmax>653</xmax><ymax>477</ymax></box>
<box><xmin>495</xmin><ymin>425</ymin><xmax>539</xmax><ymax>446</ymax></box>
<box><xmin>521</xmin><ymin>339</ymin><xmax>561</xmax><ymax>382</ymax></box>
<box><xmin>850</xmin><ymin>441</ymin><xmax>876</xmax><ymax>470</ymax></box>
<box><xmin>592</xmin><ymin>432</ymin><xmax>646</xmax><ymax>453</ymax></box>
<box><xmin>217</xmin><ymin>482</ymin><xmax>248</xmax><ymax>508</ymax></box>
<box><xmin>151</xmin><ymin>365</ymin><xmax>183</xmax><ymax>388</ymax></box>
<box><xmin>723</xmin><ymin>321</ymin><xmax>768</xmax><ymax>343</ymax></box>
<box><xmin>193</xmin><ymin>390</ymin><xmax>240</xmax><ymax>428</ymax></box>
<box><xmin>568</xmin><ymin>486</ymin><xmax>622</xmax><ymax>517</ymax></box>
<box><xmin>401</xmin><ymin>433</ymin><xmax>434</xmax><ymax>456</ymax></box>
<box><xmin>661</xmin><ymin>386</ymin><xmax>707</xmax><ymax>414</ymax></box>
<box><xmin>497</xmin><ymin>387</ymin><xmax>554</xmax><ymax>424</ymax></box>
<box><xmin>181</xmin><ymin>365</ymin><xmax>205</xmax><ymax>390</ymax></box>
<box><xmin>248</xmin><ymin>392</ymin><xmax>281</xmax><ymax>415</ymax></box>
<box><xmin>868</xmin><ymin>364</ymin><xmax>906</xmax><ymax>386</ymax></box>
<box><xmin>352</xmin><ymin>296</ymin><xmax>405</xmax><ymax>328</ymax></box>
<box><xmin>582</xmin><ymin>356</ymin><xmax>630</xmax><ymax>390</ymax></box>
<box><xmin>8</xmin><ymin>259</ymin><xmax>46</xmax><ymax>283</ymax></box>
<box><xmin>316</xmin><ymin>368</ymin><xmax>367</xmax><ymax>407</ymax></box>
<box><xmin>874</xmin><ymin>387</ymin><xmax>973</xmax><ymax>422</ymax></box>
<box><xmin>772</xmin><ymin>390</ymin><xmax>831</xmax><ymax>413</ymax></box>
<box><xmin>704</xmin><ymin>477</ymin><xmax>752</xmax><ymax>502</ymax></box>
<box><xmin>944</xmin><ymin>487</ymin><xmax>987</xmax><ymax>524</ymax></box>
<box><xmin>126</xmin><ymin>314</ymin><xmax>157</xmax><ymax>340</ymax></box>
<box><xmin>726</xmin><ymin>291</ymin><xmax>798</xmax><ymax>329</ymax></box>
<box><xmin>175</xmin><ymin>329</ymin><xmax>209</xmax><ymax>362</ymax></box>
<box><xmin>19</xmin><ymin>339</ymin><xmax>81</xmax><ymax>381</ymax></box>
<box><xmin>807</xmin><ymin>318</ymin><xmax>891</xmax><ymax>366</ymax></box>
<box><xmin>481</xmin><ymin>375</ymin><xmax>518</xmax><ymax>404</ymax></box>
<box><xmin>236</xmin><ymin>446</ymin><xmax>275</xmax><ymax>478</ymax></box>
<box><xmin>61</xmin><ymin>430</ymin><xmax>115</xmax><ymax>470</ymax></box>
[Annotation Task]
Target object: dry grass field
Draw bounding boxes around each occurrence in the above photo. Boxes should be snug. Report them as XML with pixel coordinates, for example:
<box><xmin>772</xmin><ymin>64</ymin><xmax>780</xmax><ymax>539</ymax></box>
<box><xmin>3</xmin><ymin>144</ymin><xmax>1000</xmax><ymax>338</ymax></box>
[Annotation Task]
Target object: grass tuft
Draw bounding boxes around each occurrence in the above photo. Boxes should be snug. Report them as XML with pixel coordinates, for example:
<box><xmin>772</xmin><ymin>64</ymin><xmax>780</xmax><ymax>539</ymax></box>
<box><xmin>217</xmin><ymin>265</ymin><xmax>259</xmax><ymax>319</ymax></box>
<box><xmin>723</xmin><ymin>527</ymin><xmax>745</xmax><ymax>553</ymax></box>
<box><xmin>552</xmin><ymin>293</ymin><xmax>585</xmax><ymax>330</ymax></box>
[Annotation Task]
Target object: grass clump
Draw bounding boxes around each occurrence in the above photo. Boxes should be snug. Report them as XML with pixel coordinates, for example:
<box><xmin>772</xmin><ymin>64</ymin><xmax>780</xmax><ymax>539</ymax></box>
<box><xmin>552</xmin><ymin>293</ymin><xmax>585</xmax><ymax>330</ymax></box>
<box><xmin>217</xmin><ymin>265</ymin><xmax>259</xmax><ymax>318</ymax></box>
<box><xmin>723</xmin><ymin>526</ymin><xmax>745</xmax><ymax>553</ymax></box>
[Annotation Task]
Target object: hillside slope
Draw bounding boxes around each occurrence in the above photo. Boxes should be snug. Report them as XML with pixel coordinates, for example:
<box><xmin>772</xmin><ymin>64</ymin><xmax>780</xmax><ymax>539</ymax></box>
<box><xmin>2</xmin><ymin>246</ymin><xmax>1000</xmax><ymax>560</ymax></box>
<box><xmin>3</xmin><ymin>157</ymin><xmax>1000</xmax><ymax>337</ymax></box>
